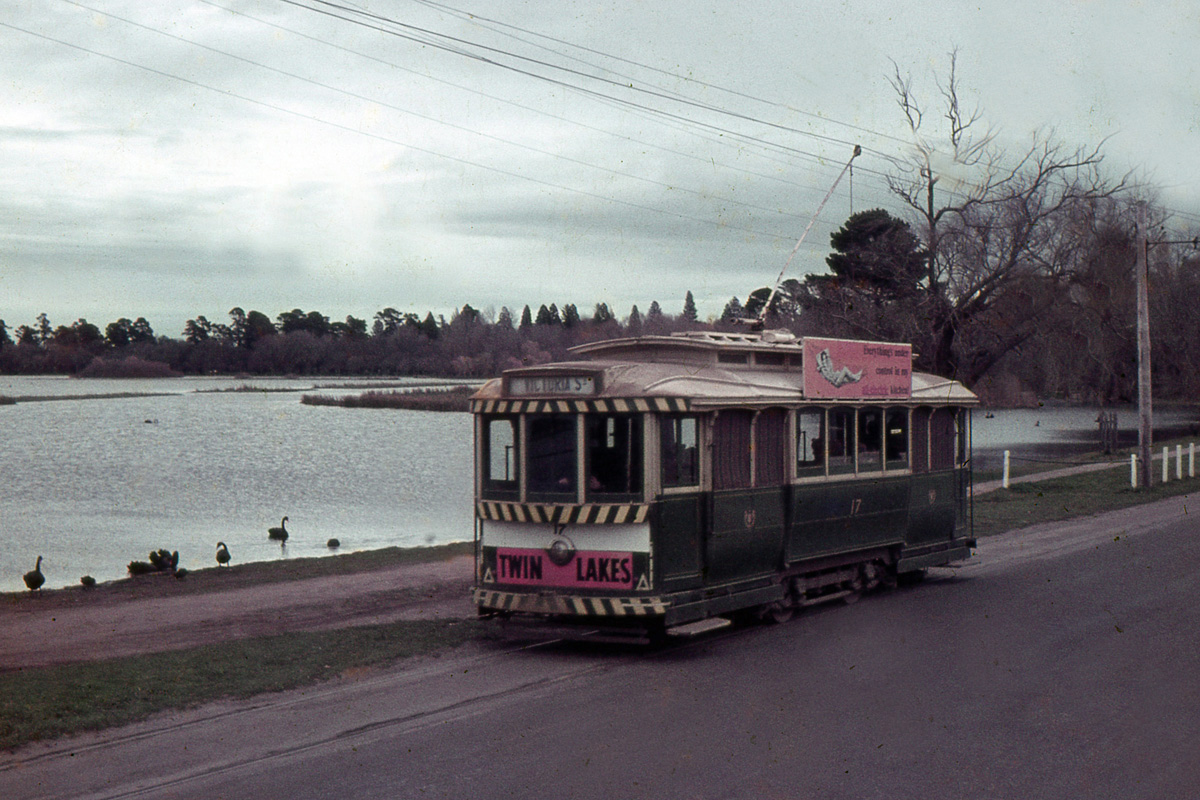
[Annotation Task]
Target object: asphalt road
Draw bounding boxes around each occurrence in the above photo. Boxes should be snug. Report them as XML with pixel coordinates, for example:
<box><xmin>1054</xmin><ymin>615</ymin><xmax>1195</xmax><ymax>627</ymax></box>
<box><xmin>5</xmin><ymin>495</ymin><xmax>1199</xmax><ymax>800</ymax></box>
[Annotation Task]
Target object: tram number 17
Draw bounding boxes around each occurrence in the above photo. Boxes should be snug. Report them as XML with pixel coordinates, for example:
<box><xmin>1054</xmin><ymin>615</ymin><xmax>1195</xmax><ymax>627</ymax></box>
<box><xmin>849</xmin><ymin>498</ymin><xmax>863</xmax><ymax>516</ymax></box>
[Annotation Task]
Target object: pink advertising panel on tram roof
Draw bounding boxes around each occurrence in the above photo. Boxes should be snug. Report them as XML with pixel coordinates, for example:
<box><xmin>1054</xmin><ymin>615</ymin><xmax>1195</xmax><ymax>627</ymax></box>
<box><xmin>802</xmin><ymin>337</ymin><xmax>912</xmax><ymax>400</ymax></box>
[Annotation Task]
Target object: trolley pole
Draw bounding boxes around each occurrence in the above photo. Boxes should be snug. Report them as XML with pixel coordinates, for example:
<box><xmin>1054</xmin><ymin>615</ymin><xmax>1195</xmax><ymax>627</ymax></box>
<box><xmin>1136</xmin><ymin>210</ymin><xmax>1153</xmax><ymax>489</ymax></box>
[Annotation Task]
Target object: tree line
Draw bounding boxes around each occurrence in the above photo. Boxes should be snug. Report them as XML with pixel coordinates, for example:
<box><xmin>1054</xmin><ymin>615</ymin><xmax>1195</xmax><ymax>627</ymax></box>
<box><xmin>0</xmin><ymin>296</ymin><xmax>704</xmax><ymax>379</ymax></box>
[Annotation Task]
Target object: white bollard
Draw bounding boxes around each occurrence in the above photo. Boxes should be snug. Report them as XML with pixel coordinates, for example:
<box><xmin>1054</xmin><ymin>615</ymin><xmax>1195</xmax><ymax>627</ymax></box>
<box><xmin>1131</xmin><ymin>453</ymin><xmax>1138</xmax><ymax>488</ymax></box>
<box><xmin>1177</xmin><ymin>445</ymin><xmax>1183</xmax><ymax>480</ymax></box>
<box><xmin>1003</xmin><ymin>450</ymin><xmax>1011</xmax><ymax>490</ymax></box>
<box><xmin>1163</xmin><ymin>446</ymin><xmax>1170</xmax><ymax>483</ymax></box>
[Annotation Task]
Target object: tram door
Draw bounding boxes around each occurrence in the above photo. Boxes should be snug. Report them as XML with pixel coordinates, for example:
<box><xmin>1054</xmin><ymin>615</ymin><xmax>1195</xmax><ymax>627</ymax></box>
<box><xmin>907</xmin><ymin>406</ymin><xmax>959</xmax><ymax>544</ymax></box>
<box><xmin>708</xmin><ymin>409</ymin><xmax>786</xmax><ymax>582</ymax></box>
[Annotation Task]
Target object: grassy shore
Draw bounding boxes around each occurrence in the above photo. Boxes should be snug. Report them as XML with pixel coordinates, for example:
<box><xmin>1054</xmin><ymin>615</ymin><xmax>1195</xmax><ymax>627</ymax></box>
<box><xmin>5</xmin><ymin>449</ymin><xmax>1200</xmax><ymax>751</ymax></box>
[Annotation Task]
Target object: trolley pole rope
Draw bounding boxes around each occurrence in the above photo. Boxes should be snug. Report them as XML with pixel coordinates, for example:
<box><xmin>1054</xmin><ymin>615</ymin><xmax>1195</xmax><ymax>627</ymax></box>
<box><xmin>759</xmin><ymin>144</ymin><xmax>862</xmax><ymax>324</ymax></box>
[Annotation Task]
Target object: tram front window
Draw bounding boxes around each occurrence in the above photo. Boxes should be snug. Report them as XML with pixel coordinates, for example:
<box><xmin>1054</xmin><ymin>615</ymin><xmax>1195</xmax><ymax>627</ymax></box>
<box><xmin>481</xmin><ymin>415</ymin><xmax>519</xmax><ymax>499</ymax></box>
<box><xmin>586</xmin><ymin>415</ymin><xmax>643</xmax><ymax>500</ymax></box>
<box><xmin>527</xmin><ymin>414</ymin><xmax>578</xmax><ymax>500</ymax></box>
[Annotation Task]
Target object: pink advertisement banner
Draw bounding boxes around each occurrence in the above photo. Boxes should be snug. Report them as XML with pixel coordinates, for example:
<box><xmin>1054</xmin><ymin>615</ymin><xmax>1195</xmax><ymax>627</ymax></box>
<box><xmin>802</xmin><ymin>337</ymin><xmax>912</xmax><ymax>400</ymax></box>
<box><xmin>495</xmin><ymin>547</ymin><xmax>634</xmax><ymax>589</ymax></box>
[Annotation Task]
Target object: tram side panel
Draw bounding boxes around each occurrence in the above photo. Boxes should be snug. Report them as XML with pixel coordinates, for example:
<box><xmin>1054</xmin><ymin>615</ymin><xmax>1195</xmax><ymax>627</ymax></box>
<box><xmin>904</xmin><ymin>469</ymin><xmax>961</xmax><ymax>545</ymax></box>
<box><xmin>707</xmin><ymin>487</ymin><xmax>787</xmax><ymax>583</ymax></box>
<box><xmin>786</xmin><ymin>477</ymin><xmax>908</xmax><ymax>565</ymax></box>
<box><xmin>652</xmin><ymin>493</ymin><xmax>705</xmax><ymax>592</ymax></box>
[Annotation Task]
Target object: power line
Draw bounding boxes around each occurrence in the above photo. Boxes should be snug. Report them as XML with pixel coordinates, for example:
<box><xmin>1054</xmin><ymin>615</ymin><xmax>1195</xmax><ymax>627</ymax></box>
<box><xmin>1</xmin><ymin>19</ymin><xmax>837</xmax><ymax>248</ymax></box>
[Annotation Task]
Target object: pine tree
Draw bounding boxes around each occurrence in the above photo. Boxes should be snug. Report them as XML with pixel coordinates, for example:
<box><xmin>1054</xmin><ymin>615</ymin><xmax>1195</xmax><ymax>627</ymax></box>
<box><xmin>682</xmin><ymin>291</ymin><xmax>698</xmax><ymax>323</ymax></box>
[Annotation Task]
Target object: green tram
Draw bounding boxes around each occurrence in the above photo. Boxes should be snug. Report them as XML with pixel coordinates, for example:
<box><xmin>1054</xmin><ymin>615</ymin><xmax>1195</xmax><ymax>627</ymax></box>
<box><xmin>470</xmin><ymin>329</ymin><xmax>977</xmax><ymax>637</ymax></box>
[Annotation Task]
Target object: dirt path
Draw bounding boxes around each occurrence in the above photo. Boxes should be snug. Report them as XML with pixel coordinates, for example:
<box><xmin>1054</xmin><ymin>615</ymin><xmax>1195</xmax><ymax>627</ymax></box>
<box><xmin>0</xmin><ymin>555</ymin><xmax>476</xmax><ymax>670</ymax></box>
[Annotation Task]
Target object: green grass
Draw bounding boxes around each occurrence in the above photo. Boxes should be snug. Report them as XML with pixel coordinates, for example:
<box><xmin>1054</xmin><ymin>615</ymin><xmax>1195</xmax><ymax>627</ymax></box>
<box><xmin>972</xmin><ymin>458</ymin><xmax>1199</xmax><ymax>537</ymax></box>
<box><xmin>0</xmin><ymin>618</ymin><xmax>491</xmax><ymax>750</ymax></box>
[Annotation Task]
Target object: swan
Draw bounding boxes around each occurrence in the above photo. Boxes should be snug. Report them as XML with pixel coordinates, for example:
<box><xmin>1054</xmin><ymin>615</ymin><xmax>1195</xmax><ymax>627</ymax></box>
<box><xmin>216</xmin><ymin>541</ymin><xmax>231</xmax><ymax>567</ymax></box>
<box><xmin>24</xmin><ymin>556</ymin><xmax>45</xmax><ymax>591</ymax></box>
<box><xmin>268</xmin><ymin>516</ymin><xmax>289</xmax><ymax>543</ymax></box>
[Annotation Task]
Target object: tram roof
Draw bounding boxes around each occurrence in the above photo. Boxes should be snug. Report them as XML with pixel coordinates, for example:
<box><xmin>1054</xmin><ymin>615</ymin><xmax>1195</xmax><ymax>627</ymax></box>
<box><xmin>473</xmin><ymin>331</ymin><xmax>977</xmax><ymax>408</ymax></box>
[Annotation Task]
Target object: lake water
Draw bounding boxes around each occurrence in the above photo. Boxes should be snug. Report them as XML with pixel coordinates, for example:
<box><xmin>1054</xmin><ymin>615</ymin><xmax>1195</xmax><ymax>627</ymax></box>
<box><xmin>972</xmin><ymin>404</ymin><xmax>1200</xmax><ymax>471</ymax></box>
<box><xmin>0</xmin><ymin>376</ymin><xmax>475</xmax><ymax>592</ymax></box>
<box><xmin>3</xmin><ymin>376</ymin><xmax>1197</xmax><ymax>593</ymax></box>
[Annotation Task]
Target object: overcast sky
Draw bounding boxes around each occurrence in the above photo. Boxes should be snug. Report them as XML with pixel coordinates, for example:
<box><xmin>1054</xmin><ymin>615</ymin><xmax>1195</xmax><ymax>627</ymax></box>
<box><xmin>2</xmin><ymin>0</ymin><xmax>1197</xmax><ymax>338</ymax></box>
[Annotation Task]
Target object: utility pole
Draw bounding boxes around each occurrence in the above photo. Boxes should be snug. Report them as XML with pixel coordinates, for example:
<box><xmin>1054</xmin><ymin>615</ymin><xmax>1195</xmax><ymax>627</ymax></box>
<box><xmin>1136</xmin><ymin>208</ymin><xmax>1152</xmax><ymax>489</ymax></box>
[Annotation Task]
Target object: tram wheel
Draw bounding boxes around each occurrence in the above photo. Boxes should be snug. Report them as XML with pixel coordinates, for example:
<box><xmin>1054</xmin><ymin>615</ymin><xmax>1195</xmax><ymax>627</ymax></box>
<box><xmin>842</xmin><ymin>574</ymin><xmax>865</xmax><ymax>604</ymax></box>
<box><xmin>765</xmin><ymin>599</ymin><xmax>795</xmax><ymax>624</ymax></box>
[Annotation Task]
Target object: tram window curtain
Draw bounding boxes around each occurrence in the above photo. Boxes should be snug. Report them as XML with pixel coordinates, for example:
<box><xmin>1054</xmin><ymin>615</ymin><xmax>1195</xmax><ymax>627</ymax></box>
<box><xmin>754</xmin><ymin>408</ymin><xmax>787</xmax><ymax>487</ymax></box>
<box><xmin>930</xmin><ymin>408</ymin><xmax>957</xmax><ymax>470</ymax></box>
<box><xmin>713</xmin><ymin>410</ymin><xmax>753</xmax><ymax>490</ymax></box>
<box><xmin>911</xmin><ymin>407</ymin><xmax>931</xmax><ymax>473</ymax></box>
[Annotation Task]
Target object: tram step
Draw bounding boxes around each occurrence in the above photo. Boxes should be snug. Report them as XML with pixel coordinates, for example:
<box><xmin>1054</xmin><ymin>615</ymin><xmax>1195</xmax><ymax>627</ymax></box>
<box><xmin>668</xmin><ymin>617</ymin><xmax>733</xmax><ymax>637</ymax></box>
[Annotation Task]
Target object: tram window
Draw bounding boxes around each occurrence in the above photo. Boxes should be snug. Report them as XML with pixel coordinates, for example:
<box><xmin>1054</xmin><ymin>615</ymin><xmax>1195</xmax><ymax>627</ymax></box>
<box><xmin>661</xmin><ymin>416</ymin><xmax>699</xmax><ymax>488</ymax></box>
<box><xmin>795</xmin><ymin>408</ymin><xmax>825</xmax><ymax>478</ymax></box>
<box><xmin>828</xmin><ymin>408</ymin><xmax>855</xmax><ymax>475</ymax></box>
<box><xmin>481</xmin><ymin>416</ymin><xmax>519</xmax><ymax>498</ymax></box>
<box><xmin>886</xmin><ymin>408</ymin><xmax>909</xmax><ymax>470</ymax></box>
<box><xmin>527</xmin><ymin>414</ymin><xmax>578</xmax><ymax>500</ymax></box>
<box><xmin>586</xmin><ymin>415</ymin><xmax>643</xmax><ymax>499</ymax></box>
<box><xmin>858</xmin><ymin>407</ymin><xmax>883</xmax><ymax>472</ymax></box>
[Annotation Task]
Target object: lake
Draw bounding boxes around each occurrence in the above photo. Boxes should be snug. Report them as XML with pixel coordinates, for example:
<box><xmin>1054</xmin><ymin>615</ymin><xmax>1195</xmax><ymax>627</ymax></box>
<box><xmin>0</xmin><ymin>376</ymin><xmax>475</xmax><ymax>592</ymax></box>
<box><xmin>3</xmin><ymin>377</ymin><xmax>1196</xmax><ymax>592</ymax></box>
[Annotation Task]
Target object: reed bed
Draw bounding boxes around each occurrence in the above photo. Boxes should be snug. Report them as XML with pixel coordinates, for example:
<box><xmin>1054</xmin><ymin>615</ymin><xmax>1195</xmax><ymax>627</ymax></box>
<box><xmin>301</xmin><ymin>385</ymin><xmax>476</xmax><ymax>412</ymax></box>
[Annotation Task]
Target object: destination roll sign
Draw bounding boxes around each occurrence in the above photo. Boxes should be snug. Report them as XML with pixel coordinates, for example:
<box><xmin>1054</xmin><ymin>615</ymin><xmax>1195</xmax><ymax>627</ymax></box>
<box><xmin>508</xmin><ymin>374</ymin><xmax>597</xmax><ymax>396</ymax></box>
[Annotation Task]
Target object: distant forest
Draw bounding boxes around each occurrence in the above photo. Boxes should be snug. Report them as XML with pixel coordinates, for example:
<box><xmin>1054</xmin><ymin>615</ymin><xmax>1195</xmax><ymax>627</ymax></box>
<box><xmin>0</xmin><ymin>297</ymin><xmax>710</xmax><ymax>383</ymax></box>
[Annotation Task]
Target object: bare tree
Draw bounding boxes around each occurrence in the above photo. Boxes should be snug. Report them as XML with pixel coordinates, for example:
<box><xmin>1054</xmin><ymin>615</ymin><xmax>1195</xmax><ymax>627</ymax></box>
<box><xmin>884</xmin><ymin>50</ymin><xmax>1128</xmax><ymax>383</ymax></box>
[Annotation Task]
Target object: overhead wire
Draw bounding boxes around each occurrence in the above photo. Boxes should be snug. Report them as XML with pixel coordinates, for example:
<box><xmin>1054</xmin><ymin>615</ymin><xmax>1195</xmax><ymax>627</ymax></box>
<box><xmin>59</xmin><ymin>0</ymin><xmax>845</xmax><ymax>227</ymax></box>
<box><xmin>0</xmin><ymin>18</ymin><xmax>829</xmax><ymax>247</ymax></box>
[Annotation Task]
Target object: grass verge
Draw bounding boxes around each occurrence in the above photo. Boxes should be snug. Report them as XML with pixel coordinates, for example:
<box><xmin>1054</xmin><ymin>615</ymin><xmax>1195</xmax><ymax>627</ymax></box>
<box><xmin>1</xmin><ymin>541</ymin><xmax>475</xmax><ymax>609</ymax></box>
<box><xmin>972</xmin><ymin>454</ymin><xmax>1199</xmax><ymax>537</ymax></box>
<box><xmin>0</xmin><ymin>618</ymin><xmax>491</xmax><ymax>751</ymax></box>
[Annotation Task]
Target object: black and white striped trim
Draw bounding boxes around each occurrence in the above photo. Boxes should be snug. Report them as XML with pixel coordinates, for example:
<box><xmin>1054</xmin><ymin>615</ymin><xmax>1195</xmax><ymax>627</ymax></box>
<box><xmin>471</xmin><ymin>397</ymin><xmax>689</xmax><ymax>414</ymax></box>
<box><xmin>477</xmin><ymin>502</ymin><xmax>650</xmax><ymax>524</ymax></box>
<box><xmin>473</xmin><ymin>588</ymin><xmax>668</xmax><ymax>617</ymax></box>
